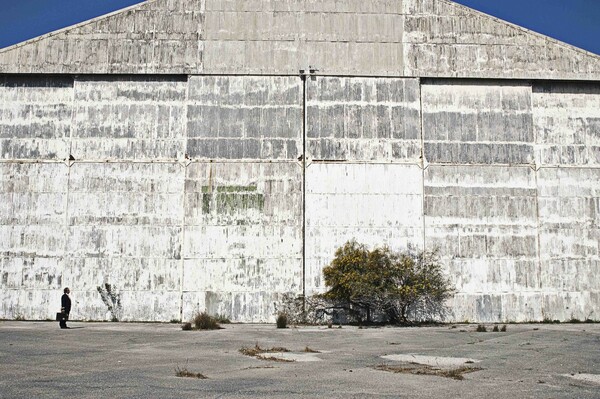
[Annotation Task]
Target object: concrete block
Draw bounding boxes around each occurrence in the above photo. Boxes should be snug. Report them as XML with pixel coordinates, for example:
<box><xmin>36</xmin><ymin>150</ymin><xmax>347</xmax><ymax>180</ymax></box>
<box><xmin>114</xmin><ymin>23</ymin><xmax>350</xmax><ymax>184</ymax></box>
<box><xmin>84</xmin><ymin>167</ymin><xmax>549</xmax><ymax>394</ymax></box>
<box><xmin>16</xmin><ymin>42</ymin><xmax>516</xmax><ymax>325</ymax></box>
<box><xmin>533</xmin><ymin>82</ymin><xmax>600</xmax><ymax>166</ymax></box>
<box><xmin>187</xmin><ymin>76</ymin><xmax>302</xmax><ymax>160</ymax></box>
<box><xmin>72</xmin><ymin>77</ymin><xmax>186</xmax><ymax>160</ymax></box>
<box><xmin>422</xmin><ymin>81</ymin><xmax>534</xmax><ymax>164</ymax></box>
<box><xmin>0</xmin><ymin>76</ymin><xmax>73</xmax><ymax>160</ymax></box>
<box><xmin>307</xmin><ymin>77</ymin><xmax>421</xmax><ymax>161</ymax></box>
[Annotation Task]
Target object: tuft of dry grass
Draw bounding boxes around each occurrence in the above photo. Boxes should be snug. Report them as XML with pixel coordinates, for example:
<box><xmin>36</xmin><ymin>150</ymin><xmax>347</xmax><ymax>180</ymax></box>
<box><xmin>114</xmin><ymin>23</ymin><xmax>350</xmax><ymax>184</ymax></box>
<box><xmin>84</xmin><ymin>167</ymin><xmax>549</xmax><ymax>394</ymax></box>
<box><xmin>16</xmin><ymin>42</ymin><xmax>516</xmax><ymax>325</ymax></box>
<box><xmin>303</xmin><ymin>346</ymin><xmax>320</xmax><ymax>353</ymax></box>
<box><xmin>239</xmin><ymin>343</ymin><xmax>290</xmax><ymax>357</ymax></box>
<box><xmin>239</xmin><ymin>344</ymin><xmax>294</xmax><ymax>362</ymax></box>
<box><xmin>175</xmin><ymin>366</ymin><xmax>208</xmax><ymax>379</ymax></box>
<box><xmin>375</xmin><ymin>364</ymin><xmax>482</xmax><ymax>381</ymax></box>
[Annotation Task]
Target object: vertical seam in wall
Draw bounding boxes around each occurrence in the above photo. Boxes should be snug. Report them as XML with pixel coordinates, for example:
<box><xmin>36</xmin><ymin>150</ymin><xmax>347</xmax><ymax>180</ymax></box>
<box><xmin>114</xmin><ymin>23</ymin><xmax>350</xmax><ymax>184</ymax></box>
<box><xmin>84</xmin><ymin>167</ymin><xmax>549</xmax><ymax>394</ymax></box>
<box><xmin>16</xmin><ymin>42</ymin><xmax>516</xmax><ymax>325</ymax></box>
<box><xmin>179</xmin><ymin>75</ymin><xmax>190</xmax><ymax>322</ymax></box>
<box><xmin>418</xmin><ymin>78</ymin><xmax>426</xmax><ymax>253</ymax></box>
<box><xmin>64</xmin><ymin>77</ymin><xmax>76</xmax><ymax>286</ymax></box>
<box><xmin>302</xmin><ymin>74</ymin><xmax>307</xmax><ymax>302</ymax></box>
<box><xmin>531</xmin><ymin>82</ymin><xmax>543</xmax><ymax>301</ymax></box>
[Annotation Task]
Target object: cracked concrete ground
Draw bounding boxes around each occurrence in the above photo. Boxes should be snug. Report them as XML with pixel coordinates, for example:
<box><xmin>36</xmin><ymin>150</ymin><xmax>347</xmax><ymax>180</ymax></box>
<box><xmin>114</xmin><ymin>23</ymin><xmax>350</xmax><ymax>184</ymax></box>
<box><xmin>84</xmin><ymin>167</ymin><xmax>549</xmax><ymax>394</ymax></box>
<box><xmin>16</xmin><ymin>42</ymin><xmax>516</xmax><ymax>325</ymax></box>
<box><xmin>0</xmin><ymin>321</ymin><xmax>599</xmax><ymax>398</ymax></box>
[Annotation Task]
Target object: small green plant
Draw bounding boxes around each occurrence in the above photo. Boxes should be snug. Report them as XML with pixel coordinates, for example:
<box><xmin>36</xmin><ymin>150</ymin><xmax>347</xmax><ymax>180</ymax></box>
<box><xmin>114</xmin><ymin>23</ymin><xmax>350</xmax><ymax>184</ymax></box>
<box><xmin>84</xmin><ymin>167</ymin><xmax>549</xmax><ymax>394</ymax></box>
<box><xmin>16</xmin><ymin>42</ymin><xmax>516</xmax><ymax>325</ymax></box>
<box><xmin>181</xmin><ymin>322</ymin><xmax>192</xmax><ymax>331</ymax></box>
<box><xmin>476</xmin><ymin>325</ymin><xmax>487</xmax><ymax>332</ymax></box>
<box><xmin>170</xmin><ymin>319</ymin><xmax>180</xmax><ymax>324</ymax></box>
<box><xmin>276</xmin><ymin>312</ymin><xmax>288</xmax><ymax>329</ymax></box>
<box><xmin>175</xmin><ymin>366</ymin><xmax>207</xmax><ymax>379</ymax></box>
<box><xmin>193</xmin><ymin>312</ymin><xmax>221</xmax><ymax>330</ymax></box>
<box><xmin>500</xmin><ymin>325</ymin><xmax>507</xmax><ymax>332</ymax></box>
<box><xmin>569</xmin><ymin>318</ymin><xmax>581</xmax><ymax>323</ymax></box>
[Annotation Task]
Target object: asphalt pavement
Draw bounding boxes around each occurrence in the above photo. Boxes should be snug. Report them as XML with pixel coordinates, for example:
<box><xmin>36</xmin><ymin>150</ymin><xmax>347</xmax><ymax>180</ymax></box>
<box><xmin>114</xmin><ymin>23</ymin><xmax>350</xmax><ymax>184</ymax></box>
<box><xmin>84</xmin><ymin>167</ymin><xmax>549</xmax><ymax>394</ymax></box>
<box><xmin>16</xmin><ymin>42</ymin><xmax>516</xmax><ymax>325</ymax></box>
<box><xmin>0</xmin><ymin>321</ymin><xmax>599</xmax><ymax>398</ymax></box>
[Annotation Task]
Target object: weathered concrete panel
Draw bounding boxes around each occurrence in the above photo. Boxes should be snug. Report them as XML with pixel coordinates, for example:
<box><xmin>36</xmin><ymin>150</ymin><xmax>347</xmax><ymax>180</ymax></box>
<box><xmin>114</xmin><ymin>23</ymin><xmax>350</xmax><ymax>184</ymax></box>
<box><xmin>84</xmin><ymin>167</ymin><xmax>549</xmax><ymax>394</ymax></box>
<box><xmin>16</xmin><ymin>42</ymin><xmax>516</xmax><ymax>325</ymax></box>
<box><xmin>203</xmin><ymin>0</ymin><xmax>404</xmax><ymax>75</ymax></box>
<box><xmin>64</xmin><ymin>162</ymin><xmax>184</xmax><ymax>321</ymax></box>
<box><xmin>537</xmin><ymin>167</ymin><xmax>600</xmax><ymax>321</ymax></box>
<box><xmin>0</xmin><ymin>289</ymin><xmax>70</xmax><ymax>320</ymax></box>
<box><xmin>201</xmin><ymin>0</ymin><xmax>600</xmax><ymax>79</ymax></box>
<box><xmin>0</xmin><ymin>76</ymin><xmax>72</xmax><ymax>160</ymax></box>
<box><xmin>422</xmin><ymin>81</ymin><xmax>534</xmax><ymax>164</ymax></box>
<box><xmin>401</xmin><ymin>0</ymin><xmax>600</xmax><ymax>80</ymax></box>
<box><xmin>533</xmin><ymin>83</ymin><xmax>600</xmax><ymax>166</ymax></box>
<box><xmin>187</xmin><ymin>76</ymin><xmax>302</xmax><ymax>160</ymax></box>
<box><xmin>451</xmin><ymin>292</ymin><xmax>544</xmax><ymax>323</ymax></box>
<box><xmin>307</xmin><ymin>77</ymin><xmax>421</xmax><ymax>162</ymax></box>
<box><xmin>0</xmin><ymin>163</ymin><xmax>68</xmax><ymax>320</ymax></box>
<box><xmin>72</xmin><ymin>77</ymin><xmax>187</xmax><ymax>160</ymax></box>
<box><xmin>0</xmin><ymin>163</ymin><xmax>68</xmax><ymax>259</ymax></box>
<box><xmin>305</xmin><ymin>163</ymin><xmax>423</xmax><ymax>294</ymax></box>
<box><xmin>424</xmin><ymin>165</ymin><xmax>539</xmax><ymax>322</ymax></box>
<box><xmin>0</xmin><ymin>0</ymin><xmax>205</xmax><ymax>74</ymax></box>
<box><xmin>182</xmin><ymin>162</ymin><xmax>302</xmax><ymax>322</ymax></box>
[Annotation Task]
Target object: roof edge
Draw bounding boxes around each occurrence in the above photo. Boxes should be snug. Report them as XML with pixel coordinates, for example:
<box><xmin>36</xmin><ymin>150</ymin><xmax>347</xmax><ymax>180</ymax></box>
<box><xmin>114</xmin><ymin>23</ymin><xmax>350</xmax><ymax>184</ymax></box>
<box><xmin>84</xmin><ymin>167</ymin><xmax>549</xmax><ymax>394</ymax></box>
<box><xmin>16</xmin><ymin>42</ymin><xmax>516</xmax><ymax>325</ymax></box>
<box><xmin>441</xmin><ymin>0</ymin><xmax>600</xmax><ymax>60</ymax></box>
<box><xmin>0</xmin><ymin>0</ymin><xmax>154</xmax><ymax>54</ymax></box>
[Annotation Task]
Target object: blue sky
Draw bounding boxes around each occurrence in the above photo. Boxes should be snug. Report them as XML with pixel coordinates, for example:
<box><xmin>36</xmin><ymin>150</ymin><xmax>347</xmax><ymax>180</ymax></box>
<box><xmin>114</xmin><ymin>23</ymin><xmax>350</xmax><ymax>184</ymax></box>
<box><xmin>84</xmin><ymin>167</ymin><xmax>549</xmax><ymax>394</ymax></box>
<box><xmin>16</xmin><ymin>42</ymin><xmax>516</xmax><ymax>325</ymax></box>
<box><xmin>0</xmin><ymin>0</ymin><xmax>599</xmax><ymax>55</ymax></box>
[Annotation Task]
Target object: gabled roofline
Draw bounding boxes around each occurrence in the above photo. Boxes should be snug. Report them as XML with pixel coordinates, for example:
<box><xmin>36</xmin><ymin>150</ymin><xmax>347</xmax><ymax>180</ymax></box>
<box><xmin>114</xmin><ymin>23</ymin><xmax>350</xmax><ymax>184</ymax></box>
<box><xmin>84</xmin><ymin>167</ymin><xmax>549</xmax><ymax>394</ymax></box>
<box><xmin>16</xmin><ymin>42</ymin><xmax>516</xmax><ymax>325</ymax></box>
<box><xmin>437</xmin><ymin>0</ymin><xmax>600</xmax><ymax>60</ymax></box>
<box><xmin>2</xmin><ymin>0</ymin><xmax>599</xmax><ymax>62</ymax></box>
<box><xmin>0</xmin><ymin>0</ymin><xmax>153</xmax><ymax>54</ymax></box>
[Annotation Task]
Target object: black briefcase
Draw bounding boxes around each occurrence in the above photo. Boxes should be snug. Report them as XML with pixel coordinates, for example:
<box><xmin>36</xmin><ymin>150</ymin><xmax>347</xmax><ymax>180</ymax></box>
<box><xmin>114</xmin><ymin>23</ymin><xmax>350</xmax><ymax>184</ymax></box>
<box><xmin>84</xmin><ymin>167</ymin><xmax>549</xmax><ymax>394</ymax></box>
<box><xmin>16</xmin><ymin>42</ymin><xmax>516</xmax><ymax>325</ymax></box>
<box><xmin>56</xmin><ymin>312</ymin><xmax>64</xmax><ymax>321</ymax></box>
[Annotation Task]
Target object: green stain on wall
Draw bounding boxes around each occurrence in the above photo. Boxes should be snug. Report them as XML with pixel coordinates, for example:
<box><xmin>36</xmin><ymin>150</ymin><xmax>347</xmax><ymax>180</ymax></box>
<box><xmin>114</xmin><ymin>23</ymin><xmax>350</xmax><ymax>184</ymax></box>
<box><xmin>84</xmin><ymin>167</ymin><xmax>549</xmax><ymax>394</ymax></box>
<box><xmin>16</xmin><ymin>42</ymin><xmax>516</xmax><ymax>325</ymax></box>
<box><xmin>201</xmin><ymin>184</ymin><xmax>264</xmax><ymax>214</ymax></box>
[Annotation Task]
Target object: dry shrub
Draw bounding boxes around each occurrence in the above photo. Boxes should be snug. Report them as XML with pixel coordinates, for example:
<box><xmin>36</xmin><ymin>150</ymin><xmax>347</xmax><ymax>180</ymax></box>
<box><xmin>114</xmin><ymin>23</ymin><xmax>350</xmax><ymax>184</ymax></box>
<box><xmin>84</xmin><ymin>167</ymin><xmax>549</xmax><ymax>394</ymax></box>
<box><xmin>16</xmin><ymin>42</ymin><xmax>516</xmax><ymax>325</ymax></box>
<box><xmin>276</xmin><ymin>313</ymin><xmax>288</xmax><ymax>328</ymax></box>
<box><xmin>175</xmin><ymin>366</ymin><xmax>207</xmax><ymax>379</ymax></box>
<box><xmin>181</xmin><ymin>322</ymin><xmax>193</xmax><ymax>331</ymax></box>
<box><xmin>193</xmin><ymin>312</ymin><xmax>221</xmax><ymax>330</ymax></box>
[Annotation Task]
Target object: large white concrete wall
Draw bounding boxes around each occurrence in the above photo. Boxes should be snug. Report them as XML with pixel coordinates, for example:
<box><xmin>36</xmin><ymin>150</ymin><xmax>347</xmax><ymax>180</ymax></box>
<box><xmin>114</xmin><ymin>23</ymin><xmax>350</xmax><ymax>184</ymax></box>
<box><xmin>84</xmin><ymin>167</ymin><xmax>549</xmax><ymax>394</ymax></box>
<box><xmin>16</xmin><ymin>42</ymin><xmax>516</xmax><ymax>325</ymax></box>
<box><xmin>1</xmin><ymin>75</ymin><xmax>600</xmax><ymax>322</ymax></box>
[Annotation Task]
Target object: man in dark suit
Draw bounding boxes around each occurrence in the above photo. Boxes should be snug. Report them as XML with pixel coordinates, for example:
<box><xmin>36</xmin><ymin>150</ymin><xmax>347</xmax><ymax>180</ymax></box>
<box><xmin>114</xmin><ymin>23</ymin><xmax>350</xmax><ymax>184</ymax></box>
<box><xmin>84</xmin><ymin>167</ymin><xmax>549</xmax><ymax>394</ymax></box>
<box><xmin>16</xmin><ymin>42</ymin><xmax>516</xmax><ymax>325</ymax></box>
<box><xmin>59</xmin><ymin>287</ymin><xmax>71</xmax><ymax>329</ymax></box>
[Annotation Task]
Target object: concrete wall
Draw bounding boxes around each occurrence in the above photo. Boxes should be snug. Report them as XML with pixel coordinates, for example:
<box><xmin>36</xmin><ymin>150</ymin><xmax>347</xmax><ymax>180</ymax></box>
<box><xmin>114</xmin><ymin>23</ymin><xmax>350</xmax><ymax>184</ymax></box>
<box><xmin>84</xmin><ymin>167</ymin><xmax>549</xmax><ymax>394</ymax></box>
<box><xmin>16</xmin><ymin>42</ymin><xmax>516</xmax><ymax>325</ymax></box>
<box><xmin>1</xmin><ymin>0</ymin><xmax>599</xmax><ymax>80</ymax></box>
<box><xmin>1</xmin><ymin>74</ymin><xmax>600</xmax><ymax>322</ymax></box>
<box><xmin>0</xmin><ymin>0</ymin><xmax>205</xmax><ymax>74</ymax></box>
